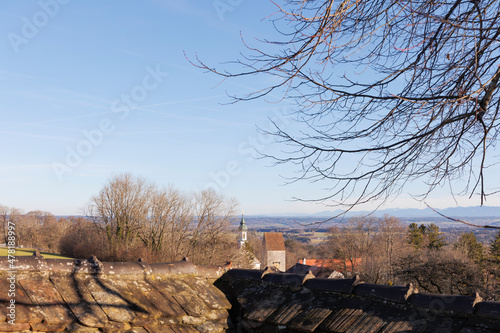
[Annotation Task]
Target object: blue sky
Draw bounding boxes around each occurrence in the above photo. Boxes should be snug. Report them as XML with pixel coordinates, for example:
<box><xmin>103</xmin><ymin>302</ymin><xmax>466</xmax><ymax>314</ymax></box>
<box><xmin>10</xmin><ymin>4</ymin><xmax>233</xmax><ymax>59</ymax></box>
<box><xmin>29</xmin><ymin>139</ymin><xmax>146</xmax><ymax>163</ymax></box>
<box><xmin>0</xmin><ymin>1</ymin><xmax>497</xmax><ymax>216</ymax></box>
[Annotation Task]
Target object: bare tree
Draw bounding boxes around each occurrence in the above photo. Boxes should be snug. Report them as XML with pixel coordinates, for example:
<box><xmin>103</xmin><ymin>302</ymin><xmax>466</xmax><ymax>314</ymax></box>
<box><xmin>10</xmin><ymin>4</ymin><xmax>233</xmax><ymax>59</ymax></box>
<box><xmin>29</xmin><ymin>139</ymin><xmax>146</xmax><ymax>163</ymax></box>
<box><xmin>6</xmin><ymin>208</ymin><xmax>25</xmax><ymax>247</ymax></box>
<box><xmin>60</xmin><ymin>217</ymin><xmax>110</xmax><ymax>259</ymax></box>
<box><xmin>0</xmin><ymin>205</ymin><xmax>9</xmax><ymax>245</ymax></box>
<box><xmin>85</xmin><ymin>173</ymin><xmax>155</xmax><ymax>255</ymax></box>
<box><xmin>139</xmin><ymin>186</ymin><xmax>192</xmax><ymax>262</ymax></box>
<box><xmin>379</xmin><ymin>215</ymin><xmax>410</xmax><ymax>283</ymax></box>
<box><xmin>189</xmin><ymin>188</ymin><xmax>238</xmax><ymax>265</ymax></box>
<box><xmin>194</xmin><ymin>0</ymin><xmax>500</xmax><ymax>213</ymax></box>
<box><xmin>319</xmin><ymin>215</ymin><xmax>410</xmax><ymax>283</ymax></box>
<box><xmin>22</xmin><ymin>211</ymin><xmax>58</xmax><ymax>250</ymax></box>
<box><xmin>85</xmin><ymin>174</ymin><xmax>238</xmax><ymax>263</ymax></box>
<box><xmin>324</xmin><ymin>216</ymin><xmax>378</xmax><ymax>278</ymax></box>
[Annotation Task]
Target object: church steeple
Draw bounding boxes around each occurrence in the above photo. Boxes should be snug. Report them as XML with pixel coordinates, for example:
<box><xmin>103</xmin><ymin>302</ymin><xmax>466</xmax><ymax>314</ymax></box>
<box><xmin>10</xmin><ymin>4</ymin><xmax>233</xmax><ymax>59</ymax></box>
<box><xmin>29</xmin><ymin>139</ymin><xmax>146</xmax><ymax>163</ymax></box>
<box><xmin>238</xmin><ymin>213</ymin><xmax>247</xmax><ymax>247</ymax></box>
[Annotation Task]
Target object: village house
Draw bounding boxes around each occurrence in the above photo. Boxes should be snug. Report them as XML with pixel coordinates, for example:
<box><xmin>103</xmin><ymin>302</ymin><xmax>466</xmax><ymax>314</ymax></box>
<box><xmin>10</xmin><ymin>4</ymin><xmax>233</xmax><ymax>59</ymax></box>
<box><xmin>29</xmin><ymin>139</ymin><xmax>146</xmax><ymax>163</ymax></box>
<box><xmin>261</xmin><ymin>232</ymin><xmax>286</xmax><ymax>271</ymax></box>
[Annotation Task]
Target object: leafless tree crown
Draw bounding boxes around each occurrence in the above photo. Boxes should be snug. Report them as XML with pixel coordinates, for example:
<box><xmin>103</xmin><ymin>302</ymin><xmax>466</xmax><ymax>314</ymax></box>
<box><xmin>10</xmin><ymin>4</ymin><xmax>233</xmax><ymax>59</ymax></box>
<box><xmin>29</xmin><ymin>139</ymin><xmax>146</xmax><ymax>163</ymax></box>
<box><xmin>194</xmin><ymin>0</ymin><xmax>500</xmax><ymax>211</ymax></box>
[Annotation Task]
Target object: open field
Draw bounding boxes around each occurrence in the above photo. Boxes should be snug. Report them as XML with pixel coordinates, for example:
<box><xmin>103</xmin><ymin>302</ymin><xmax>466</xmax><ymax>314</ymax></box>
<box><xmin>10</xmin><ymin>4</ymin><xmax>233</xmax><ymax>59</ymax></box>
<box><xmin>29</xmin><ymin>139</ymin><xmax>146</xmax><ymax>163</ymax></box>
<box><xmin>0</xmin><ymin>248</ymin><xmax>73</xmax><ymax>259</ymax></box>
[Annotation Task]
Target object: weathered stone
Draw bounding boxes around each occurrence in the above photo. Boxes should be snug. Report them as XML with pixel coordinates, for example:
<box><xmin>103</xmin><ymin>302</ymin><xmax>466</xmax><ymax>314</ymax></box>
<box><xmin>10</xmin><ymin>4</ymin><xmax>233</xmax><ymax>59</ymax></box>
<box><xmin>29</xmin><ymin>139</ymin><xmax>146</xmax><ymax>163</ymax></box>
<box><xmin>172</xmin><ymin>291</ymin><xmax>209</xmax><ymax>317</ymax></box>
<box><xmin>29</xmin><ymin>322</ymin><xmax>66</xmax><ymax>331</ymax></box>
<box><xmin>205</xmin><ymin>310</ymin><xmax>229</xmax><ymax>321</ymax></box>
<box><xmin>0</xmin><ymin>276</ymin><xmax>44</xmax><ymax>323</ymax></box>
<box><xmin>14</xmin><ymin>256</ymin><xmax>48</xmax><ymax>272</ymax></box>
<box><xmin>50</xmin><ymin>275</ymin><xmax>108</xmax><ymax>327</ymax></box>
<box><xmin>126</xmin><ymin>328</ymin><xmax>150</xmax><ymax>333</ymax></box>
<box><xmin>157</xmin><ymin>317</ymin><xmax>183</xmax><ymax>326</ymax></box>
<box><xmin>66</xmin><ymin>322</ymin><xmax>102</xmax><ymax>333</ymax></box>
<box><xmin>98</xmin><ymin>277</ymin><xmax>158</xmax><ymax>319</ymax></box>
<box><xmin>266</xmin><ymin>288</ymin><xmax>316</xmax><ymax>326</ymax></box>
<box><xmin>288</xmin><ymin>305</ymin><xmax>333</xmax><ymax>332</ymax></box>
<box><xmin>86</xmin><ymin>276</ymin><xmax>136</xmax><ymax>322</ymax></box>
<box><xmin>407</xmin><ymin>292</ymin><xmax>481</xmax><ymax>315</ymax></box>
<box><xmin>102</xmin><ymin>321</ymin><xmax>132</xmax><ymax>333</ymax></box>
<box><xmin>181</xmin><ymin>315</ymin><xmax>207</xmax><ymax>325</ymax></box>
<box><xmin>245</xmin><ymin>287</ymin><xmax>289</xmax><ymax>322</ymax></box>
<box><xmin>195</xmin><ymin>262</ymin><xmax>231</xmax><ymax>280</ymax></box>
<box><xmin>196</xmin><ymin>321</ymin><xmax>225</xmax><ymax>333</ymax></box>
<box><xmin>304</xmin><ymin>276</ymin><xmax>362</xmax><ymax>294</ymax></box>
<box><xmin>144</xmin><ymin>325</ymin><xmax>176</xmax><ymax>333</ymax></box>
<box><xmin>100</xmin><ymin>262</ymin><xmax>146</xmax><ymax>275</ymax></box>
<box><xmin>0</xmin><ymin>302</ymin><xmax>7</xmax><ymax>322</ymax></box>
<box><xmin>129</xmin><ymin>316</ymin><xmax>158</xmax><ymax>327</ymax></box>
<box><xmin>170</xmin><ymin>325</ymin><xmax>199</xmax><ymax>333</ymax></box>
<box><xmin>126</xmin><ymin>279</ymin><xmax>186</xmax><ymax>318</ymax></box>
<box><xmin>0</xmin><ymin>321</ymin><xmax>31</xmax><ymax>332</ymax></box>
<box><xmin>151</xmin><ymin>278</ymin><xmax>191</xmax><ymax>295</ymax></box>
<box><xmin>182</xmin><ymin>277</ymin><xmax>231</xmax><ymax>310</ymax></box>
<box><xmin>19</xmin><ymin>278</ymin><xmax>75</xmax><ymax>325</ymax></box>
<box><xmin>150</xmin><ymin>260</ymin><xmax>196</xmax><ymax>276</ymax></box>
<box><xmin>216</xmin><ymin>317</ymin><xmax>230</xmax><ymax>330</ymax></box>
<box><xmin>353</xmin><ymin>283</ymin><xmax>416</xmax><ymax>304</ymax></box>
<box><xmin>45</xmin><ymin>259</ymin><xmax>77</xmax><ymax>273</ymax></box>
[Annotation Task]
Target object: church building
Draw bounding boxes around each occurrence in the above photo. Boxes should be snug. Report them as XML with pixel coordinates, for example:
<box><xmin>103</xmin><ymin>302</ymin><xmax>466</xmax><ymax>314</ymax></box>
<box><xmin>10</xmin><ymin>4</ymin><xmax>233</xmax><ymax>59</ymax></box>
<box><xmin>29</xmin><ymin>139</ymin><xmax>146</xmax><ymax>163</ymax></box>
<box><xmin>237</xmin><ymin>214</ymin><xmax>260</xmax><ymax>269</ymax></box>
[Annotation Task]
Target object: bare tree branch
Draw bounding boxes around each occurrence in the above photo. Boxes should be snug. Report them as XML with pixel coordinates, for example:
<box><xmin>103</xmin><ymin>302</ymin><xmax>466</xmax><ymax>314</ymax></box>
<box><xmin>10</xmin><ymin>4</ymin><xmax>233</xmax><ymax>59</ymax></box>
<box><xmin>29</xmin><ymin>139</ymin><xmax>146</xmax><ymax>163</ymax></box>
<box><xmin>192</xmin><ymin>0</ymin><xmax>500</xmax><ymax>213</ymax></box>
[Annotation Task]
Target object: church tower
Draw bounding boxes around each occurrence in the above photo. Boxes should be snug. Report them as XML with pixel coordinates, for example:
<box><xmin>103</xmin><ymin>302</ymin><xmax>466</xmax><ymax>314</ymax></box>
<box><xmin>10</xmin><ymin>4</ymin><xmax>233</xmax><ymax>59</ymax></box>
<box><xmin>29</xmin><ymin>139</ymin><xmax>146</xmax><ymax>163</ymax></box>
<box><xmin>238</xmin><ymin>214</ymin><xmax>247</xmax><ymax>248</ymax></box>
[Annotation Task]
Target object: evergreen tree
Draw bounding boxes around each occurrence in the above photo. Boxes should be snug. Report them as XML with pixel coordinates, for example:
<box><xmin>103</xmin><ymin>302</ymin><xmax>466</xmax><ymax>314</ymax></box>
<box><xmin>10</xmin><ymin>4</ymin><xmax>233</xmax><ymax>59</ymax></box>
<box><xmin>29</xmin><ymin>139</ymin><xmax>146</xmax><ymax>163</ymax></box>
<box><xmin>426</xmin><ymin>224</ymin><xmax>446</xmax><ymax>251</ymax></box>
<box><xmin>408</xmin><ymin>223</ymin><xmax>446</xmax><ymax>251</ymax></box>
<box><xmin>408</xmin><ymin>223</ymin><xmax>424</xmax><ymax>250</ymax></box>
<box><xmin>455</xmin><ymin>232</ymin><xmax>485</xmax><ymax>267</ymax></box>
<box><xmin>490</xmin><ymin>230</ymin><xmax>500</xmax><ymax>263</ymax></box>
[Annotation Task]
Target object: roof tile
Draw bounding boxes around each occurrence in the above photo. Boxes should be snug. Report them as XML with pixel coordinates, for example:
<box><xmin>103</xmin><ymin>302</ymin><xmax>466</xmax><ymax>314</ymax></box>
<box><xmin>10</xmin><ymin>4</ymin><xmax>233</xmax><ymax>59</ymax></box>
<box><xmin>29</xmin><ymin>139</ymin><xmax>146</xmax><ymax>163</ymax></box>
<box><xmin>85</xmin><ymin>276</ymin><xmax>136</xmax><ymax>323</ymax></box>
<box><xmin>353</xmin><ymin>283</ymin><xmax>416</xmax><ymax>304</ymax></box>
<box><xmin>304</xmin><ymin>276</ymin><xmax>361</xmax><ymax>294</ymax></box>
<box><xmin>407</xmin><ymin>292</ymin><xmax>481</xmax><ymax>315</ymax></box>
<box><xmin>264</xmin><ymin>233</ymin><xmax>286</xmax><ymax>251</ymax></box>
<box><xmin>50</xmin><ymin>275</ymin><xmax>108</xmax><ymax>327</ymax></box>
<box><xmin>173</xmin><ymin>292</ymin><xmax>210</xmax><ymax>317</ymax></box>
<box><xmin>0</xmin><ymin>277</ymin><xmax>44</xmax><ymax>323</ymax></box>
<box><xmin>19</xmin><ymin>278</ymin><xmax>75</xmax><ymax>325</ymax></box>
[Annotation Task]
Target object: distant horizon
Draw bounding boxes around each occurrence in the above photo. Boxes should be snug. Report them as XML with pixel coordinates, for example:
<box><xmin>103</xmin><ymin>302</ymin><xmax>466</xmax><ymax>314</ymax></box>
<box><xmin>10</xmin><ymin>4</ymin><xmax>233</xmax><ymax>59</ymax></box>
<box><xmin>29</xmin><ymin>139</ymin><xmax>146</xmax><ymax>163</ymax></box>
<box><xmin>25</xmin><ymin>204</ymin><xmax>500</xmax><ymax>219</ymax></box>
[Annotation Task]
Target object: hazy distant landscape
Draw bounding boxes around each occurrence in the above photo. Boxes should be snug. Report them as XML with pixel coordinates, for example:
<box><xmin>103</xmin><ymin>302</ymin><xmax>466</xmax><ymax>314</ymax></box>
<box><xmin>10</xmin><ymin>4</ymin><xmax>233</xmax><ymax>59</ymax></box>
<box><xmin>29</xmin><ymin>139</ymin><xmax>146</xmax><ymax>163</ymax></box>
<box><xmin>236</xmin><ymin>206</ymin><xmax>500</xmax><ymax>247</ymax></box>
<box><xmin>241</xmin><ymin>206</ymin><xmax>500</xmax><ymax>229</ymax></box>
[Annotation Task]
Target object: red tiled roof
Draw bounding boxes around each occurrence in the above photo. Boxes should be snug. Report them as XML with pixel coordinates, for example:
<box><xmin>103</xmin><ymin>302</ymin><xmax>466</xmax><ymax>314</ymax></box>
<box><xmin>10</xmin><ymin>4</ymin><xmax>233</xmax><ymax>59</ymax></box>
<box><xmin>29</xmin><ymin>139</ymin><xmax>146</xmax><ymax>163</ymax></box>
<box><xmin>264</xmin><ymin>232</ymin><xmax>286</xmax><ymax>251</ymax></box>
<box><xmin>299</xmin><ymin>258</ymin><xmax>362</xmax><ymax>272</ymax></box>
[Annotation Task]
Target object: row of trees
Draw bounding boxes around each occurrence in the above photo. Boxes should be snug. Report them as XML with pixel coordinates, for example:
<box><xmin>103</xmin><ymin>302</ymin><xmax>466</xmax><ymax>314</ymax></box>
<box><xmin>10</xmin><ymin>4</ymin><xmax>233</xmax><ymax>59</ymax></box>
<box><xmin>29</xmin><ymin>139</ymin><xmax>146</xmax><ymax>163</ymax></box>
<box><xmin>0</xmin><ymin>207</ymin><xmax>70</xmax><ymax>253</ymax></box>
<box><xmin>285</xmin><ymin>216</ymin><xmax>500</xmax><ymax>300</ymax></box>
<box><xmin>82</xmin><ymin>173</ymin><xmax>238</xmax><ymax>263</ymax></box>
<box><xmin>1</xmin><ymin>174</ymin><xmax>242</xmax><ymax>265</ymax></box>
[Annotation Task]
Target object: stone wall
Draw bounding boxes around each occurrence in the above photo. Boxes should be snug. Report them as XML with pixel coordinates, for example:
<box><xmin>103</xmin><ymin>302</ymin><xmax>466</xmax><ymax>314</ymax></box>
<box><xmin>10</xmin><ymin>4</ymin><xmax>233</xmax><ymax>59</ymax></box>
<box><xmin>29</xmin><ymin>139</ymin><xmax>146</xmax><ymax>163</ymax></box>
<box><xmin>3</xmin><ymin>255</ymin><xmax>500</xmax><ymax>333</ymax></box>
<box><xmin>0</xmin><ymin>256</ymin><xmax>231</xmax><ymax>333</ymax></box>
<box><xmin>263</xmin><ymin>251</ymin><xmax>286</xmax><ymax>272</ymax></box>
<box><xmin>217</xmin><ymin>268</ymin><xmax>500</xmax><ymax>333</ymax></box>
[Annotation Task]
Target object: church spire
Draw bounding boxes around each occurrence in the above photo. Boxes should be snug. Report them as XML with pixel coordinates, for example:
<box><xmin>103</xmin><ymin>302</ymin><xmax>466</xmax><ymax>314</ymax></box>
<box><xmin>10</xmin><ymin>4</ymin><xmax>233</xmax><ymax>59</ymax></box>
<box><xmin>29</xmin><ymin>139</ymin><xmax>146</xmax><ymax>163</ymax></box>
<box><xmin>238</xmin><ymin>213</ymin><xmax>247</xmax><ymax>232</ymax></box>
<box><xmin>238</xmin><ymin>212</ymin><xmax>247</xmax><ymax>247</ymax></box>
